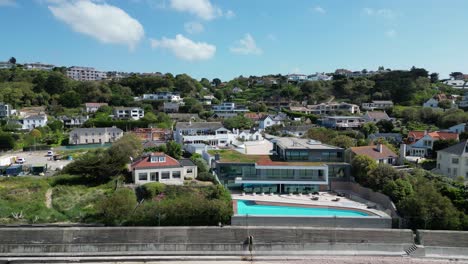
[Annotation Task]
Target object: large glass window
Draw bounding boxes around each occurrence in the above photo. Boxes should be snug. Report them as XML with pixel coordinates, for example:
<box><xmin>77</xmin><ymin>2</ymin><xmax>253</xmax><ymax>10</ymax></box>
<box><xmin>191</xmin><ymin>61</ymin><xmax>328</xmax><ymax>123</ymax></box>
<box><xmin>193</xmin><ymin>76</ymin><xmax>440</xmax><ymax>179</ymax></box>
<box><xmin>138</xmin><ymin>173</ymin><xmax>147</xmax><ymax>181</ymax></box>
<box><xmin>161</xmin><ymin>171</ymin><xmax>170</xmax><ymax>179</ymax></box>
<box><xmin>172</xmin><ymin>171</ymin><xmax>181</xmax><ymax>179</ymax></box>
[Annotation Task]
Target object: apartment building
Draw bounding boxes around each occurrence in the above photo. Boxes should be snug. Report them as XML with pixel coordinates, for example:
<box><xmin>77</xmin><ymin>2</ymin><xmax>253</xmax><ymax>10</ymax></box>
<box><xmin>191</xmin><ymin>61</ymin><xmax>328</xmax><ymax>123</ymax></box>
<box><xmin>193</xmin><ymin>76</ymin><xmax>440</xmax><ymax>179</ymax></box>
<box><xmin>212</xmin><ymin>102</ymin><xmax>248</xmax><ymax>118</ymax></box>
<box><xmin>113</xmin><ymin>107</ymin><xmax>144</xmax><ymax>120</ymax></box>
<box><xmin>308</xmin><ymin>102</ymin><xmax>360</xmax><ymax>115</ymax></box>
<box><xmin>67</xmin><ymin>66</ymin><xmax>107</xmax><ymax>81</ymax></box>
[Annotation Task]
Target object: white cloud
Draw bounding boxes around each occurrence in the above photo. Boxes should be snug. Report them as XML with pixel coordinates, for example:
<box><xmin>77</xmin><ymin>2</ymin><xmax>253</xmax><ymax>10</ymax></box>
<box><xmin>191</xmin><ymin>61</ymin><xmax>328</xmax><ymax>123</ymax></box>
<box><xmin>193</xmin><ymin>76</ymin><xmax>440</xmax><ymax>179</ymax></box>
<box><xmin>225</xmin><ymin>10</ymin><xmax>235</xmax><ymax>19</ymax></box>
<box><xmin>48</xmin><ymin>0</ymin><xmax>144</xmax><ymax>50</ymax></box>
<box><xmin>0</xmin><ymin>0</ymin><xmax>17</xmax><ymax>6</ymax></box>
<box><xmin>230</xmin><ymin>33</ymin><xmax>262</xmax><ymax>55</ymax></box>
<box><xmin>184</xmin><ymin>21</ymin><xmax>204</xmax><ymax>34</ymax></box>
<box><xmin>150</xmin><ymin>34</ymin><xmax>216</xmax><ymax>61</ymax></box>
<box><xmin>313</xmin><ymin>6</ymin><xmax>325</xmax><ymax>14</ymax></box>
<box><xmin>169</xmin><ymin>0</ymin><xmax>221</xmax><ymax>20</ymax></box>
<box><xmin>385</xmin><ymin>29</ymin><xmax>397</xmax><ymax>38</ymax></box>
<box><xmin>363</xmin><ymin>8</ymin><xmax>396</xmax><ymax>19</ymax></box>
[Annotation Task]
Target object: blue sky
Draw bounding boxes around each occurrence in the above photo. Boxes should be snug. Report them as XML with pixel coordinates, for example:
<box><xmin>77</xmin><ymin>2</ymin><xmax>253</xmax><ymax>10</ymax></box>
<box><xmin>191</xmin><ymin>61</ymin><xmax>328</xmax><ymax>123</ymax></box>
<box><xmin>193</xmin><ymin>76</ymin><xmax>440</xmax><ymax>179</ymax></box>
<box><xmin>0</xmin><ymin>0</ymin><xmax>467</xmax><ymax>80</ymax></box>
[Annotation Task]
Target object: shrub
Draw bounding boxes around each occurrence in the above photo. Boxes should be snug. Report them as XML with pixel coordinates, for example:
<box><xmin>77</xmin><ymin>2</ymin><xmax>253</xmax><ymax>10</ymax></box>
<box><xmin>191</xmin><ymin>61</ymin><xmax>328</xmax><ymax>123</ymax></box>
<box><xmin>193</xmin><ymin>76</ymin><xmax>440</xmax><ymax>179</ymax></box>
<box><xmin>197</xmin><ymin>172</ymin><xmax>216</xmax><ymax>183</ymax></box>
<box><xmin>97</xmin><ymin>188</ymin><xmax>137</xmax><ymax>225</ymax></box>
<box><xmin>142</xmin><ymin>182</ymin><xmax>166</xmax><ymax>199</ymax></box>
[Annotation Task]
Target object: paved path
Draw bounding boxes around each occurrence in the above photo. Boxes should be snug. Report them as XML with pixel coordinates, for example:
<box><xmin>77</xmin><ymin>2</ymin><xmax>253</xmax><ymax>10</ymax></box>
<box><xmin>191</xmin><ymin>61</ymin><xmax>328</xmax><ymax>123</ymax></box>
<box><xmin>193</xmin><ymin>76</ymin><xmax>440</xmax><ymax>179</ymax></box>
<box><xmin>6</xmin><ymin>256</ymin><xmax>467</xmax><ymax>264</ymax></box>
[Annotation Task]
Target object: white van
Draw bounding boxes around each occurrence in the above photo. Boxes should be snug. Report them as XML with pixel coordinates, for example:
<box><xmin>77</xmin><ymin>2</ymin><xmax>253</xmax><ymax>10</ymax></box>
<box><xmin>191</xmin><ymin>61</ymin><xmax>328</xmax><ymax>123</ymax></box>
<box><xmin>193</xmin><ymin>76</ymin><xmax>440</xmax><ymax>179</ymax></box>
<box><xmin>47</xmin><ymin>151</ymin><xmax>54</xmax><ymax>156</ymax></box>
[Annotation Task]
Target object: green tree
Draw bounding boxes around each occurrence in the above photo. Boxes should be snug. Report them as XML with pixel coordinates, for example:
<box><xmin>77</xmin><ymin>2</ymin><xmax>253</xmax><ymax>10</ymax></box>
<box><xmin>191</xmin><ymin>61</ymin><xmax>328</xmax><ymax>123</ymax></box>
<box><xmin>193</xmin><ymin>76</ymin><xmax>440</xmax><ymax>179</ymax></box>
<box><xmin>376</xmin><ymin>120</ymin><xmax>394</xmax><ymax>133</ymax></box>
<box><xmin>9</xmin><ymin>57</ymin><xmax>16</xmax><ymax>64</ymax></box>
<box><xmin>0</xmin><ymin>133</ymin><xmax>15</xmax><ymax>150</ymax></box>
<box><xmin>383</xmin><ymin>178</ymin><xmax>414</xmax><ymax>203</ymax></box>
<box><xmin>438</xmin><ymin>99</ymin><xmax>453</xmax><ymax>110</ymax></box>
<box><xmin>59</xmin><ymin>90</ymin><xmax>81</xmax><ymax>108</ymax></box>
<box><xmin>222</xmin><ymin>115</ymin><xmax>254</xmax><ymax>130</ymax></box>
<box><xmin>367</xmin><ymin>164</ymin><xmax>401</xmax><ymax>191</ymax></box>
<box><xmin>30</xmin><ymin>128</ymin><xmax>42</xmax><ymax>139</ymax></box>
<box><xmin>360</xmin><ymin>122</ymin><xmax>378</xmax><ymax>137</ymax></box>
<box><xmin>430</xmin><ymin>73</ymin><xmax>439</xmax><ymax>83</ymax></box>
<box><xmin>166</xmin><ymin>141</ymin><xmax>182</xmax><ymax>159</ymax></box>
<box><xmin>351</xmin><ymin>155</ymin><xmax>377</xmax><ymax>184</ymax></box>
<box><xmin>97</xmin><ymin>188</ymin><xmax>137</xmax><ymax>225</ymax></box>
<box><xmin>48</xmin><ymin>120</ymin><xmax>64</xmax><ymax>132</ymax></box>
<box><xmin>329</xmin><ymin>135</ymin><xmax>355</xmax><ymax>148</ymax></box>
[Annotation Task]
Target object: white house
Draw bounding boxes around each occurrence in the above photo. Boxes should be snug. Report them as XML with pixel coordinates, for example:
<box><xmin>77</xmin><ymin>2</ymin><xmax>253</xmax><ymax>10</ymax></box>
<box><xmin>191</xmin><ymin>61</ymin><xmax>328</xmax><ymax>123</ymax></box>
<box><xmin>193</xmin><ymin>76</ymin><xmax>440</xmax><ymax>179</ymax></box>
<box><xmin>287</xmin><ymin>74</ymin><xmax>307</xmax><ymax>82</ymax></box>
<box><xmin>307</xmin><ymin>73</ymin><xmax>332</xmax><ymax>81</ymax></box>
<box><xmin>458</xmin><ymin>92</ymin><xmax>468</xmax><ymax>108</ymax></box>
<box><xmin>308</xmin><ymin>102</ymin><xmax>360</xmax><ymax>115</ymax></box>
<box><xmin>321</xmin><ymin>116</ymin><xmax>366</xmax><ymax>129</ymax></box>
<box><xmin>423</xmin><ymin>98</ymin><xmax>440</xmax><ymax>108</ymax></box>
<box><xmin>361</xmin><ymin>101</ymin><xmax>394</xmax><ymax>111</ymax></box>
<box><xmin>85</xmin><ymin>103</ymin><xmax>108</xmax><ymax>113</ymax></box>
<box><xmin>282</xmin><ymin>125</ymin><xmax>314</xmax><ymax>137</ymax></box>
<box><xmin>235</xmin><ymin>129</ymin><xmax>263</xmax><ymax>141</ymax></box>
<box><xmin>443</xmin><ymin>79</ymin><xmax>467</xmax><ymax>89</ymax></box>
<box><xmin>174</xmin><ymin>122</ymin><xmax>236</xmax><ymax>147</ymax></box>
<box><xmin>21</xmin><ymin>115</ymin><xmax>48</xmax><ymax>130</ymax></box>
<box><xmin>131</xmin><ymin>153</ymin><xmax>198</xmax><ymax>185</ymax></box>
<box><xmin>0</xmin><ymin>103</ymin><xmax>13</xmax><ymax>118</ymax></box>
<box><xmin>259</xmin><ymin>115</ymin><xmax>284</xmax><ymax>130</ymax></box>
<box><xmin>142</xmin><ymin>93</ymin><xmax>182</xmax><ymax>102</ymax></box>
<box><xmin>436</xmin><ymin>140</ymin><xmax>468</xmax><ymax>181</ymax></box>
<box><xmin>69</xmin><ymin>127</ymin><xmax>123</xmax><ymax>145</ymax></box>
<box><xmin>406</xmin><ymin>131</ymin><xmax>459</xmax><ymax>157</ymax></box>
<box><xmin>113</xmin><ymin>107</ymin><xmax>144</xmax><ymax>120</ymax></box>
<box><xmin>212</xmin><ymin>102</ymin><xmax>248</xmax><ymax>118</ymax></box>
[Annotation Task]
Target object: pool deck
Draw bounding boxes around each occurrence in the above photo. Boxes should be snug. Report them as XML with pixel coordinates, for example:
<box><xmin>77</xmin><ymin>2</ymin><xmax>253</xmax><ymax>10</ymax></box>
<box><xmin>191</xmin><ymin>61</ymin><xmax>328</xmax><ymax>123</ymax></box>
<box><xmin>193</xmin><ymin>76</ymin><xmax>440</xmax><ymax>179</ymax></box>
<box><xmin>231</xmin><ymin>192</ymin><xmax>389</xmax><ymax>218</ymax></box>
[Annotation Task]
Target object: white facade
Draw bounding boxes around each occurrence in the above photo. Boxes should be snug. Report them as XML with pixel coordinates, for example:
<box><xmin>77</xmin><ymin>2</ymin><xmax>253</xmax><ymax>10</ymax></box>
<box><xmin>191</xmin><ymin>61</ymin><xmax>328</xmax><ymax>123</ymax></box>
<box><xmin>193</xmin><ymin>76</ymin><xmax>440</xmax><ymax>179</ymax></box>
<box><xmin>448</xmin><ymin>123</ymin><xmax>466</xmax><ymax>134</ymax></box>
<box><xmin>436</xmin><ymin>141</ymin><xmax>468</xmax><ymax>181</ymax></box>
<box><xmin>287</xmin><ymin>74</ymin><xmax>307</xmax><ymax>82</ymax></box>
<box><xmin>321</xmin><ymin>116</ymin><xmax>366</xmax><ymax>129</ymax></box>
<box><xmin>259</xmin><ymin>115</ymin><xmax>283</xmax><ymax>130</ymax></box>
<box><xmin>0</xmin><ymin>103</ymin><xmax>12</xmax><ymax>118</ymax></box>
<box><xmin>113</xmin><ymin>107</ymin><xmax>144</xmax><ymax>120</ymax></box>
<box><xmin>458</xmin><ymin>93</ymin><xmax>468</xmax><ymax>108</ymax></box>
<box><xmin>21</xmin><ymin>115</ymin><xmax>47</xmax><ymax>130</ymax></box>
<box><xmin>24</xmin><ymin>62</ymin><xmax>55</xmax><ymax>71</ymax></box>
<box><xmin>142</xmin><ymin>93</ymin><xmax>182</xmax><ymax>102</ymax></box>
<box><xmin>361</xmin><ymin>101</ymin><xmax>394</xmax><ymax>111</ymax></box>
<box><xmin>174</xmin><ymin>122</ymin><xmax>236</xmax><ymax>147</ymax></box>
<box><xmin>236</xmin><ymin>129</ymin><xmax>263</xmax><ymax>141</ymax></box>
<box><xmin>443</xmin><ymin>79</ymin><xmax>467</xmax><ymax>89</ymax></box>
<box><xmin>67</xmin><ymin>66</ymin><xmax>106</xmax><ymax>81</ymax></box>
<box><xmin>85</xmin><ymin>103</ymin><xmax>108</xmax><ymax>113</ymax></box>
<box><xmin>308</xmin><ymin>102</ymin><xmax>360</xmax><ymax>115</ymax></box>
<box><xmin>212</xmin><ymin>102</ymin><xmax>248</xmax><ymax>117</ymax></box>
<box><xmin>69</xmin><ymin>127</ymin><xmax>123</xmax><ymax>145</ymax></box>
<box><xmin>423</xmin><ymin>98</ymin><xmax>440</xmax><ymax>108</ymax></box>
<box><xmin>306</xmin><ymin>73</ymin><xmax>332</xmax><ymax>81</ymax></box>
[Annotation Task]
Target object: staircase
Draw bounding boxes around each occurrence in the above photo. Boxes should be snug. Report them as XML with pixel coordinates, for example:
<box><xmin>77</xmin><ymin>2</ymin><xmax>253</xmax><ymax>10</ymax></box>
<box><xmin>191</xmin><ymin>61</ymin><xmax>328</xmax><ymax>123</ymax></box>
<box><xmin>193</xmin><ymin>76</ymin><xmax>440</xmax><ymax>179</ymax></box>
<box><xmin>404</xmin><ymin>244</ymin><xmax>425</xmax><ymax>257</ymax></box>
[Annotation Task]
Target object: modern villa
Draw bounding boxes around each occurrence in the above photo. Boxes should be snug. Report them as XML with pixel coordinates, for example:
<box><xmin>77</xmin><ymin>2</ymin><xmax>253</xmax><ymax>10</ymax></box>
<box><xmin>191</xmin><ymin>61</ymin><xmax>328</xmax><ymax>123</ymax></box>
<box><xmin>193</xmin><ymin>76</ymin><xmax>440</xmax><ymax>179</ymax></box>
<box><xmin>209</xmin><ymin>138</ymin><xmax>349</xmax><ymax>194</ymax></box>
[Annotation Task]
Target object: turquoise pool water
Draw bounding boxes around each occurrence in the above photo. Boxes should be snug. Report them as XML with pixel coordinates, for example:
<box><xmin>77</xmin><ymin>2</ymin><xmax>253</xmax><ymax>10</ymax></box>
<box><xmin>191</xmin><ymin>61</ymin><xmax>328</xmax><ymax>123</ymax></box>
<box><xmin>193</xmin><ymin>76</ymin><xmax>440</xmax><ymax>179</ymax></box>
<box><xmin>57</xmin><ymin>143</ymin><xmax>112</xmax><ymax>150</ymax></box>
<box><xmin>236</xmin><ymin>200</ymin><xmax>370</xmax><ymax>217</ymax></box>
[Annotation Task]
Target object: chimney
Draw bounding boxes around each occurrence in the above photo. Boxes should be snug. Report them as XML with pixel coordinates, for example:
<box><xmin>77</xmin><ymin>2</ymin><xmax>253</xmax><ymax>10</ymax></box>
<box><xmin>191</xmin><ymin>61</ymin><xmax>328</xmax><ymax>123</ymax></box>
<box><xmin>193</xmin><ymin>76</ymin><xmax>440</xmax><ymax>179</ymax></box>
<box><xmin>424</xmin><ymin>130</ymin><xmax>428</xmax><ymax>136</ymax></box>
<box><xmin>399</xmin><ymin>144</ymin><xmax>407</xmax><ymax>165</ymax></box>
<box><xmin>377</xmin><ymin>144</ymin><xmax>383</xmax><ymax>153</ymax></box>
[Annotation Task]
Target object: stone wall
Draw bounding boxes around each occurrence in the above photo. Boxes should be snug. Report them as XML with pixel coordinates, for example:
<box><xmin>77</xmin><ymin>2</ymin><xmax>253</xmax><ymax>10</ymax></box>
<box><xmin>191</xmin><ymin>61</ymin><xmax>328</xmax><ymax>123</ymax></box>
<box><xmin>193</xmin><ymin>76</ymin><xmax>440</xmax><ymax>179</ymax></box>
<box><xmin>417</xmin><ymin>230</ymin><xmax>468</xmax><ymax>258</ymax></box>
<box><xmin>0</xmin><ymin>227</ymin><xmax>413</xmax><ymax>256</ymax></box>
<box><xmin>331</xmin><ymin>181</ymin><xmax>398</xmax><ymax>218</ymax></box>
<box><xmin>231</xmin><ymin>215</ymin><xmax>392</xmax><ymax>228</ymax></box>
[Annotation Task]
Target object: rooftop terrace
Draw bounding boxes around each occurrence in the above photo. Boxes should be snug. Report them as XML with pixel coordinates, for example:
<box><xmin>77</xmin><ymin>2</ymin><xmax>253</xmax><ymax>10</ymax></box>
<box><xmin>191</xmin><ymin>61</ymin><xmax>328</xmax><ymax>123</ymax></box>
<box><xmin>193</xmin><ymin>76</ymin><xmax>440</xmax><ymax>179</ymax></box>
<box><xmin>208</xmin><ymin>150</ymin><xmax>325</xmax><ymax>166</ymax></box>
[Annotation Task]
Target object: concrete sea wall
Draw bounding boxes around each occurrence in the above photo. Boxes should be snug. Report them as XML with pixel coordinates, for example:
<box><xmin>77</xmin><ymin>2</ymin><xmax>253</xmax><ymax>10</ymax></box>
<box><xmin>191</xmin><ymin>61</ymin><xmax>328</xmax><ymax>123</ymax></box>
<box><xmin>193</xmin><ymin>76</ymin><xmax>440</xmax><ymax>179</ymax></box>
<box><xmin>0</xmin><ymin>227</ymin><xmax>414</xmax><ymax>256</ymax></box>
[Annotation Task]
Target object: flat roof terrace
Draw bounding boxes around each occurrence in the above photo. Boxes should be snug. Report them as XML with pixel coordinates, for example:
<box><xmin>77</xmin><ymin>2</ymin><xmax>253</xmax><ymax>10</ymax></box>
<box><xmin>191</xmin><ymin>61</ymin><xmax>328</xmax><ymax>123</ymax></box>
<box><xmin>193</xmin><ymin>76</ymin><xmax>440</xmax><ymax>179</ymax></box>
<box><xmin>208</xmin><ymin>150</ymin><xmax>325</xmax><ymax>166</ymax></box>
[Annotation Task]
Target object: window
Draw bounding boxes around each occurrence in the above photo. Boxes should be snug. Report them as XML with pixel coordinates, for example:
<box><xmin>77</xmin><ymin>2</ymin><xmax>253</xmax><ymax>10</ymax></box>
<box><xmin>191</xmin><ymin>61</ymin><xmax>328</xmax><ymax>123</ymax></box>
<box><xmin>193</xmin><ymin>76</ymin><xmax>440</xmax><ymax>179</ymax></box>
<box><xmin>437</xmin><ymin>163</ymin><xmax>440</xmax><ymax>169</ymax></box>
<box><xmin>172</xmin><ymin>171</ymin><xmax>181</xmax><ymax>179</ymax></box>
<box><xmin>452</xmin><ymin>158</ymin><xmax>459</xmax><ymax>164</ymax></box>
<box><xmin>150</xmin><ymin>172</ymin><xmax>158</xmax><ymax>181</ymax></box>
<box><xmin>453</xmin><ymin>168</ymin><xmax>458</xmax><ymax>176</ymax></box>
<box><xmin>159</xmin><ymin>157</ymin><xmax>166</xmax><ymax>162</ymax></box>
<box><xmin>138</xmin><ymin>173</ymin><xmax>147</xmax><ymax>181</ymax></box>
<box><xmin>161</xmin><ymin>171</ymin><xmax>170</xmax><ymax>179</ymax></box>
<box><xmin>423</xmin><ymin>140</ymin><xmax>431</xmax><ymax>147</ymax></box>
<box><xmin>187</xmin><ymin>168</ymin><xmax>193</xmax><ymax>174</ymax></box>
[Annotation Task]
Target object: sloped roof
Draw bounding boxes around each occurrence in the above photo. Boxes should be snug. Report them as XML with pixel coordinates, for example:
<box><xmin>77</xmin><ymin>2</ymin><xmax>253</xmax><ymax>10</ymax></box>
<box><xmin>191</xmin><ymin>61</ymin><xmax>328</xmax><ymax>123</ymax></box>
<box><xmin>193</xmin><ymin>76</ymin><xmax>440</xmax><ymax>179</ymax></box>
<box><xmin>350</xmin><ymin>145</ymin><xmax>398</xmax><ymax>160</ymax></box>
<box><xmin>438</xmin><ymin>140</ymin><xmax>468</xmax><ymax>156</ymax></box>
<box><xmin>131</xmin><ymin>152</ymin><xmax>181</xmax><ymax>170</ymax></box>
<box><xmin>407</xmin><ymin>131</ymin><xmax>459</xmax><ymax>144</ymax></box>
<box><xmin>365</xmin><ymin>111</ymin><xmax>390</xmax><ymax>120</ymax></box>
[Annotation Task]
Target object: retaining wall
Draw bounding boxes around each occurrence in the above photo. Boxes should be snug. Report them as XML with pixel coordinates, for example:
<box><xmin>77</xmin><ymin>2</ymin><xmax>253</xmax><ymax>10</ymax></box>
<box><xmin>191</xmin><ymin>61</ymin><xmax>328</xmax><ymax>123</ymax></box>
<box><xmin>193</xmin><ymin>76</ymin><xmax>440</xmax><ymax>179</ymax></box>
<box><xmin>231</xmin><ymin>215</ymin><xmax>392</xmax><ymax>228</ymax></box>
<box><xmin>0</xmin><ymin>227</ymin><xmax>413</xmax><ymax>256</ymax></box>
<box><xmin>417</xmin><ymin>230</ymin><xmax>468</xmax><ymax>258</ymax></box>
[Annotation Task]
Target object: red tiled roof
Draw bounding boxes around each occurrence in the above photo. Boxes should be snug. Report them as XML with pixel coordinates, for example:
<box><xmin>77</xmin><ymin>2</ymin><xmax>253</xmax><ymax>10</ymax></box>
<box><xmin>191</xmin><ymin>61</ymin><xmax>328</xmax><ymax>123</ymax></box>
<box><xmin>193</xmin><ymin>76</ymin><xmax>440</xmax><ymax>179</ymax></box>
<box><xmin>350</xmin><ymin>145</ymin><xmax>398</xmax><ymax>160</ymax></box>
<box><xmin>244</xmin><ymin>112</ymin><xmax>267</xmax><ymax>120</ymax></box>
<box><xmin>407</xmin><ymin>131</ymin><xmax>459</xmax><ymax>142</ymax></box>
<box><xmin>131</xmin><ymin>152</ymin><xmax>181</xmax><ymax>170</ymax></box>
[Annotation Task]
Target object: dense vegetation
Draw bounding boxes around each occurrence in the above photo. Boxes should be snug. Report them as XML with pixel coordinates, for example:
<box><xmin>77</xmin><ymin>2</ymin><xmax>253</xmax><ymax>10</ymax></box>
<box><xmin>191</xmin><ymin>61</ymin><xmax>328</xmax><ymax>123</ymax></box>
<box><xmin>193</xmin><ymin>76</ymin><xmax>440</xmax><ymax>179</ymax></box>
<box><xmin>0</xmin><ymin>135</ymin><xmax>233</xmax><ymax>226</ymax></box>
<box><xmin>352</xmin><ymin>155</ymin><xmax>468</xmax><ymax>230</ymax></box>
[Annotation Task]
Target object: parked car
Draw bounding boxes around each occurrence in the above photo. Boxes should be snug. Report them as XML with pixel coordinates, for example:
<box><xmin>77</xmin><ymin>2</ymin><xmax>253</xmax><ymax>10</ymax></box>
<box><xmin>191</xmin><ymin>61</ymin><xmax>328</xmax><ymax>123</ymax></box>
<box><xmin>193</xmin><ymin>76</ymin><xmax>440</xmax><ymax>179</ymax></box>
<box><xmin>47</xmin><ymin>151</ymin><xmax>54</xmax><ymax>157</ymax></box>
<box><xmin>16</xmin><ymin>157</ymin><xmax>25</xmax><ymax>164</ymax></box>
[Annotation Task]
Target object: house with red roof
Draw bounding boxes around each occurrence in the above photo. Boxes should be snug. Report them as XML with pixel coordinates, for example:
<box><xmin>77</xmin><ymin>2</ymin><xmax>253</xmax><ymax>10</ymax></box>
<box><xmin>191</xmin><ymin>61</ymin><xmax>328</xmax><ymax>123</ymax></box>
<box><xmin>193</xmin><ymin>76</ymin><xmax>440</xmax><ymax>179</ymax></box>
<box><xmin>405</xmin><ymin>131</ymin><xmax>459</xmax><ymax>157</ymax></box>
<box><xmin>131</xmin><ymin>152</ymin><xmax>198</xmax><ymax>185</ymax></box>
<box><xmin>347</xmin><ymin>144</ymin><xmax>398</xmax><ymax>165</ymax></box>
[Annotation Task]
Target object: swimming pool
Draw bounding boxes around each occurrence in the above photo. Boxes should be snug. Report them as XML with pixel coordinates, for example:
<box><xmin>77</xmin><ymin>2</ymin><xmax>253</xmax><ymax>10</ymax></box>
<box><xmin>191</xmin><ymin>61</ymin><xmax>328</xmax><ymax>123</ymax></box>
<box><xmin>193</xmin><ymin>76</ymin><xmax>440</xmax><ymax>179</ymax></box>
<box><xmin>236</xmin><ymin>200</ymin><xmax>371</xmax><ymax>217</ymax></box>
